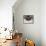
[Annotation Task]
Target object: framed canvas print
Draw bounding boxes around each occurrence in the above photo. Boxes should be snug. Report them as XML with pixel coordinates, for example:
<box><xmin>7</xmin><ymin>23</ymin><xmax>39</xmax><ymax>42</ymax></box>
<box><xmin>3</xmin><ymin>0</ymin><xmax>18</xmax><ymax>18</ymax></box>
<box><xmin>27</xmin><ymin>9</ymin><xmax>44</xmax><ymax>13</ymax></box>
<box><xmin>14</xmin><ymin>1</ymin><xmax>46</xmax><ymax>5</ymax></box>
<box><xmin>23</xmin><ymin>15</ymin><xmax>34</xmax><ymax>24</ymax></box>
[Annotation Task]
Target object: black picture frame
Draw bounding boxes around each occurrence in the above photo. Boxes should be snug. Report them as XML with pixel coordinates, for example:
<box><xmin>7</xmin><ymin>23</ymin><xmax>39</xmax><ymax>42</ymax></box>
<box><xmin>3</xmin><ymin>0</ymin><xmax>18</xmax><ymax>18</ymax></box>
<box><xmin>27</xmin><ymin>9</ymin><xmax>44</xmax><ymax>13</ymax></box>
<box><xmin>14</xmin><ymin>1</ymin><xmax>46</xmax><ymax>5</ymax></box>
<box><xmin>23</xmin><ymin>15</ymin><xmax>34</xmax><ymax>24</ymax></box>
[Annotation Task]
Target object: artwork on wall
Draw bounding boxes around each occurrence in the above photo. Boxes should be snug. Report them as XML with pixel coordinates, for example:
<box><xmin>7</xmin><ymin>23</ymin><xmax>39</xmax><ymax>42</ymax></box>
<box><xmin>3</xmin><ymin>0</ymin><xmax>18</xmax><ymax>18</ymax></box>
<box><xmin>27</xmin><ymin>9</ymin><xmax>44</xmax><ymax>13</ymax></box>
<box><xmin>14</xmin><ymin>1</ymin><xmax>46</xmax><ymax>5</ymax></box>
<box><xmin>23</xmin><ymin>15</ymin><xmax>34</xmax><ymax>24</ymax></box>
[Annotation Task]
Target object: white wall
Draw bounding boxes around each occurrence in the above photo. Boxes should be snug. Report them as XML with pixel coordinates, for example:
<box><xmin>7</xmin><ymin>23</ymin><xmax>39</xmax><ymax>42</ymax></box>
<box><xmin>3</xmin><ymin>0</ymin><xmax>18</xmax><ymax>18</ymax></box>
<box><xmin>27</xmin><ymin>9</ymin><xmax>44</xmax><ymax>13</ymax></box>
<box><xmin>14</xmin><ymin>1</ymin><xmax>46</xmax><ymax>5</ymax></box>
<box><xmin>0</xmin><ymin>0</ymin><xmax>16</xmax><ymax>29</ymax></box>
<box><xmin>13</xmin><ymin>0</ymin><xmax>41</xmax><ymax>46</ymax></box>
<box><xmin>13</xmin><ymin>0</ymin><xmax>46</xmax><ymax>46</ymax></box>
<box><xmin>41</xmin><ymin>0</ymin><xmax>46</xmax><ymax>46</ymax></box>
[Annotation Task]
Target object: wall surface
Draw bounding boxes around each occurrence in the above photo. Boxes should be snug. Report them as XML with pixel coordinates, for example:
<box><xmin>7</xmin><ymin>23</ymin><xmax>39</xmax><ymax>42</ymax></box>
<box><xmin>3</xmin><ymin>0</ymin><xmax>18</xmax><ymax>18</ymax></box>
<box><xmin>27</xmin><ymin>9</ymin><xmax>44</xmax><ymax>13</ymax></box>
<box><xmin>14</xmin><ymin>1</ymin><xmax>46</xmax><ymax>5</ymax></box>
<box><xmin>13</xmin><ymin>0</ymin><xmax>46</xmax><ymax>46</ymax></box>
<box><xmin>0</xmin><ymin>0</ymin><xmax>16</xmax><ymax>29</ymax></box>
<box><xmin>41</xmin><ymin>0</ymin><xmax>46</xmax><ymax>46</ymax></box>
<box><xmin>13</xmin><ymin>0</ymin><xmax>41</xmax><ymax>46</ymax></box>
<box><xmin>0</xmin><ymin>0</ymin><xmax>17</xmax><ymax>39</ymax></box>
